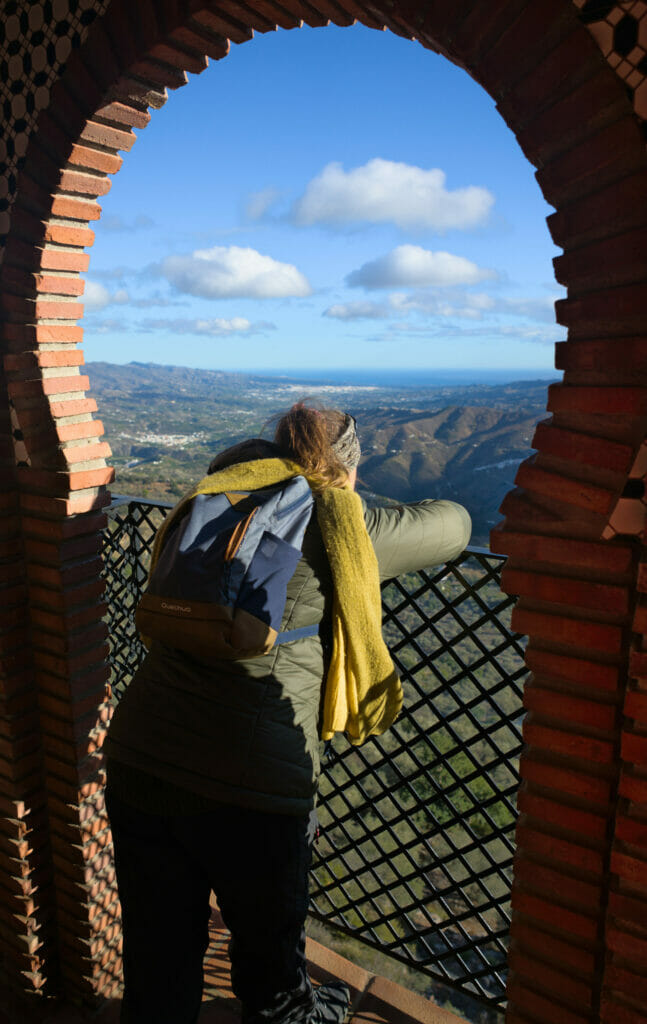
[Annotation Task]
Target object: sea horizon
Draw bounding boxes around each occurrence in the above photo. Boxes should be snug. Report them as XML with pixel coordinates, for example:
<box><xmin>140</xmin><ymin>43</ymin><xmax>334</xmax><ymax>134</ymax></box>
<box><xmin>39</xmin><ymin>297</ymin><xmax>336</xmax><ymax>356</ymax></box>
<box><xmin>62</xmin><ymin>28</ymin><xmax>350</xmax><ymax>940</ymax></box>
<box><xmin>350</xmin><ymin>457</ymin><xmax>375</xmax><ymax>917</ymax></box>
<box><xmin>244</xmin><ymin>366</ymin><xmax>559</xmax><ymax>389</ymax></box>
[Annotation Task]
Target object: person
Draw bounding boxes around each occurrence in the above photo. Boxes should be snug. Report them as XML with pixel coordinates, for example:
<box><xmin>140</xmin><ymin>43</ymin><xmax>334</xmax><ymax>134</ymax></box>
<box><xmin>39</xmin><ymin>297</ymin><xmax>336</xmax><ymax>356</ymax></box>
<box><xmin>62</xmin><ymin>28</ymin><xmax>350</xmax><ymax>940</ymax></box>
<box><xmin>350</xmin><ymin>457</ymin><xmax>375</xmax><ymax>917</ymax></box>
<box><xmin>104</xmin><ymin>402</ymin><xmax>471</xmax><ymax>1024</ymax></box>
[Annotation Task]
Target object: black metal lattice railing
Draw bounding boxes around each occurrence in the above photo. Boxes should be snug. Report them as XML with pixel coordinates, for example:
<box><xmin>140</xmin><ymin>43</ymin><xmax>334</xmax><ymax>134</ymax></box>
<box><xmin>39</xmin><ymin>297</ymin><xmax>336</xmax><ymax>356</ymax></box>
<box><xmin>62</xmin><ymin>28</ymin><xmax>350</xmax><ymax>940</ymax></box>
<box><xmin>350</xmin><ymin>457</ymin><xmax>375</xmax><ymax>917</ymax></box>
<box><xmin>102</xmin><ymin>496</ymin><xmax>527</xmax><ymax>1012</ymax></box>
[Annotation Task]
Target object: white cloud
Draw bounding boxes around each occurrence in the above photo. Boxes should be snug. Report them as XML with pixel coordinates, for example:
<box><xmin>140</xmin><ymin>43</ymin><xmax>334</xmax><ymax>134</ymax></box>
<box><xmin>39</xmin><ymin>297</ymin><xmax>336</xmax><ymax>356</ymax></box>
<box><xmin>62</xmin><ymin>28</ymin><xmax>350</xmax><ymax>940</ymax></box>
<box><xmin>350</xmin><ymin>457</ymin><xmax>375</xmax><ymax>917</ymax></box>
<box><xmin>322</xmin><ymin>288</ymin><xmax>561</xmax><ymax>331</ymax></box>
<box><xmin>389</xmin><ymin>290</ymin><xmax>496</xmax><ymax>319</ymax></box>
<box><xmin>245</xmin><ymin>187</ymin><xmax>281</xmax><ymax>220</ymax></box>
<box><xmin>323</xmin><ymin>301</ymin><xmax>390</xmax><ymax>320</ymax></box>
<box><xmin>137</xmin><ymin>317</ymin><xmax>275</xmax><ymax>337</ymax></box>
<box><xmin>347</xmin><ymin>245</ymin><xmax>495</xmax><ymax>289</ymax></box>
<box><xmin>161</xmin><ymin>246</ymin><xmax>312</xmax><ymax>299</ymax></box>
<box><xmin>292</xmin><ymin>159</ymin><xmax>494</xmax><ymax>230</ymax></box>
<box><xmin>83</xmin><ymin>281</ymin><xmax>131</xmax><ymax>310</ymax></box>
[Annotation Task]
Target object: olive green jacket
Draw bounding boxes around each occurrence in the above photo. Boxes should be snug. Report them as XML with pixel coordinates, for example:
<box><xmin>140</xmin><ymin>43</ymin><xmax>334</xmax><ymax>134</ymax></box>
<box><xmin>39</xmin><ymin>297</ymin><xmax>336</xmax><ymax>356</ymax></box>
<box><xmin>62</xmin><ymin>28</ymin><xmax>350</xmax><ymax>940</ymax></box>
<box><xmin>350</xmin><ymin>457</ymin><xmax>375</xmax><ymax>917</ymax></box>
<box><xmin>105</xmin><ymin>497</ymin><xmax>471</xmax><ymax>816</ymax></box>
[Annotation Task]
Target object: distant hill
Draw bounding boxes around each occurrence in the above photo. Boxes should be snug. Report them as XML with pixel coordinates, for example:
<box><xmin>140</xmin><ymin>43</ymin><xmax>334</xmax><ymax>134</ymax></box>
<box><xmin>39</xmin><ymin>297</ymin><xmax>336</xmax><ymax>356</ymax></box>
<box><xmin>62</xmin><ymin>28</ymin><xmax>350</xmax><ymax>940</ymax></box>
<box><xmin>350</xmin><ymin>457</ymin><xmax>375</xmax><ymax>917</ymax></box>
<box><xmin>357</xmin><ymin>406</ymin><xmax>541</xmax><ymax>541</ymax></box>
<box><xmin>86</xmin><ymin>361</ymin><xmax>554</xmax><ymax>546</ymax></box>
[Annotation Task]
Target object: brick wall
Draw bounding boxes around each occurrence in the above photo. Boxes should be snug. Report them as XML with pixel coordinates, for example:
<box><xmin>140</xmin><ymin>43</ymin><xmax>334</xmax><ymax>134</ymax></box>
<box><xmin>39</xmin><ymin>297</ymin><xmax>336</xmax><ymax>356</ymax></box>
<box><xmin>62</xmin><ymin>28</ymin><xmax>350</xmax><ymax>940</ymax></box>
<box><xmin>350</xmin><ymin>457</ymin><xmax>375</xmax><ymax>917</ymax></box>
<box><xmin>0</xmin><ymin>0</ymin><xmax>645</xmax><ymax>1019</ymax></box>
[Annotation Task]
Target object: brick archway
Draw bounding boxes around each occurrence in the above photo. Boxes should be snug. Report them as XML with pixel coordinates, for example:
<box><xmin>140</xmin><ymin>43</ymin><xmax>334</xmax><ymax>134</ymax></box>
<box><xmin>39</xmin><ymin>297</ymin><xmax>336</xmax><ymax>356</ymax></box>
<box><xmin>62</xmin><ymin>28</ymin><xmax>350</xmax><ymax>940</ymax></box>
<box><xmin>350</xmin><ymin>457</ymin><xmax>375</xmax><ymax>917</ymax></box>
<box><xmin>1</xmin><ymin>1</ymin><xmax>646</xmax><ymax>1021</ymax></box>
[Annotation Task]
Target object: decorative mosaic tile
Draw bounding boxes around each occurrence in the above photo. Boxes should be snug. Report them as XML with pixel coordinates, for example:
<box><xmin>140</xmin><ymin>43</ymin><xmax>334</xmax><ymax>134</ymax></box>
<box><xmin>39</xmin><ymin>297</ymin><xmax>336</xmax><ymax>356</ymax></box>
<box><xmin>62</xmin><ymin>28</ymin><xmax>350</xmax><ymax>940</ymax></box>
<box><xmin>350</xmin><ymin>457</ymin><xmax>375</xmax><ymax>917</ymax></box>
<box><xmin>575</xmin><ymin>0</ymin><xmax>647</xmax><ymax>132</ymax></box>
<box><xmin>0</xmin><ymin>0</ymin><xmax>109</xmax><ymax>246</ymax></box>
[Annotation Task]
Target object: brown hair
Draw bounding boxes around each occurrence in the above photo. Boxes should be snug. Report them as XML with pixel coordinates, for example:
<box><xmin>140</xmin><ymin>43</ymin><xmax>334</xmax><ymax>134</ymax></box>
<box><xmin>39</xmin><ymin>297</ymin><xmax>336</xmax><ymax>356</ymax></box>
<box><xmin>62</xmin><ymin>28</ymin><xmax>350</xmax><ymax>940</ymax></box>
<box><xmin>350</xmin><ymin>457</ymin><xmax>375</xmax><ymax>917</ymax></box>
<box><xmin>272</xmin><ymin>401</ymin><xmax>349</xmax><ymax>491</ymax></box>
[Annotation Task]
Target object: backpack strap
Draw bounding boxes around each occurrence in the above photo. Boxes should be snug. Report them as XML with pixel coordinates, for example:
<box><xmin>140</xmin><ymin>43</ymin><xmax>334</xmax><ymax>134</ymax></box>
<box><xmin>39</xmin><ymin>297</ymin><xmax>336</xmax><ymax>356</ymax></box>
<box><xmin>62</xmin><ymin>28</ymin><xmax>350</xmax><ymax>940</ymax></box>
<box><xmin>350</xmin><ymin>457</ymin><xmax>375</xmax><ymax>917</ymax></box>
<box><xmin>275</xmin><ymin>623</ymin><xmax>319</xmax><ymax>645</ymax></box>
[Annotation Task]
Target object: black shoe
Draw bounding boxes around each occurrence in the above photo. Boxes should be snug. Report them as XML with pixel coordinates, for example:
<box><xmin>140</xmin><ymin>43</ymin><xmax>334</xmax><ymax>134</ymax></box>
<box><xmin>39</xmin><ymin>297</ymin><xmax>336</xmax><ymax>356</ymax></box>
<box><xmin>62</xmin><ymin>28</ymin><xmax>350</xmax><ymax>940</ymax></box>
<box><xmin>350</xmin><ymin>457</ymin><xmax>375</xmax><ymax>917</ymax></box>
<box><xmin>309</xmin><ymin>981</ymin><xmax>351</xmax><ymax>1024</ymax></box>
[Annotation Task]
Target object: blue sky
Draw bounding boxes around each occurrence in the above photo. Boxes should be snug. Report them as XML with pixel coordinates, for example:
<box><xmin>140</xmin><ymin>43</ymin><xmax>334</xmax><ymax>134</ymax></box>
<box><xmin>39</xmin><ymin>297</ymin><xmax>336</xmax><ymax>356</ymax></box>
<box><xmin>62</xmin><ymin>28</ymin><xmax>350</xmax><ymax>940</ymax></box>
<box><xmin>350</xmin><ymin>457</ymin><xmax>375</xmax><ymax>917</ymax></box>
<box><xmin>82</xmin><ymin>23</ymin><xmax>565</xmax><ymax>376</ymax></box>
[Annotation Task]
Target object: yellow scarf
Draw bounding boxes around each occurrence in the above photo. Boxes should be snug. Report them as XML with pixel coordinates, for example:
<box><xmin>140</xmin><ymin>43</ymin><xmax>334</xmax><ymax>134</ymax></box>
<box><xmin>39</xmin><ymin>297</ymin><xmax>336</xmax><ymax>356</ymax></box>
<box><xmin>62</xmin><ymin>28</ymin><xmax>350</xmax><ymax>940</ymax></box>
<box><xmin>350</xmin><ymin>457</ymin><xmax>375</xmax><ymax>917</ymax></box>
<box><xmin>150</xmin><ymin>458</ymin><xmax>402</xmax><ymax>745</ymax></box>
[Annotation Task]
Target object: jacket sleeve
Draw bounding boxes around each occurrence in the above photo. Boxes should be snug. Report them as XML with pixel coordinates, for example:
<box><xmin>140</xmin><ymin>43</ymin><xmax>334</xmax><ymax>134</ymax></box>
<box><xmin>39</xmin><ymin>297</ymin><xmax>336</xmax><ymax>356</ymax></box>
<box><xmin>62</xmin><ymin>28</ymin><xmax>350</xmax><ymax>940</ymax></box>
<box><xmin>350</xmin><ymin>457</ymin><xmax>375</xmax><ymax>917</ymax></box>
<box><xmin>363</xmin><ymin>499</ymin><xmax>472</xmax><ymax>581</ymax></box>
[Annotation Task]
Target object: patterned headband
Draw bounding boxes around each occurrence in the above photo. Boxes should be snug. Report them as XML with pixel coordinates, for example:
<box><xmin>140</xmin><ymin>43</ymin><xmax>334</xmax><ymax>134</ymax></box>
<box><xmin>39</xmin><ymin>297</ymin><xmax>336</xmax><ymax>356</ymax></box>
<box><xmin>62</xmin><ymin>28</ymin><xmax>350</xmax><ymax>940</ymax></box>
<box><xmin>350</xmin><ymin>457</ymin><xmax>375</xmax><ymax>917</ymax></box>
<box><xmin>332</xmin><ymin>414</ymin><xmax>361</xmax><ymax>470</ymax></box>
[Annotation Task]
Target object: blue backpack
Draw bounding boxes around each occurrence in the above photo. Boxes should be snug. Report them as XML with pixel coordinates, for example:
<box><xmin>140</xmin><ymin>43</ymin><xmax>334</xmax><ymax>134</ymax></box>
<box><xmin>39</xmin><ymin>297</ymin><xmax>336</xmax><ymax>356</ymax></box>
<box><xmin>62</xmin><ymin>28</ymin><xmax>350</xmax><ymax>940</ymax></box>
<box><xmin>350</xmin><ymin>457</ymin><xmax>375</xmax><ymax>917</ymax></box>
<box><xmin>136</xmin><ymin>474</ymin><xmax>317</xmax><ymax>659</ymax></box>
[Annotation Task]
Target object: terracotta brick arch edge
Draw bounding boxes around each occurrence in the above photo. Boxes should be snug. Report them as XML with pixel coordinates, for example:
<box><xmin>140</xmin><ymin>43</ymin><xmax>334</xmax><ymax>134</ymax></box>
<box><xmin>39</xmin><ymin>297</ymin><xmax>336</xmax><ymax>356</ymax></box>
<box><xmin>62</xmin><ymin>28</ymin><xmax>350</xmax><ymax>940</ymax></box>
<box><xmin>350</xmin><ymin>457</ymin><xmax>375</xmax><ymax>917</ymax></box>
<box><xmin>1</xmin><ymin>0</ymin><xmax>646</xmax><ymax>1021</ymax></box>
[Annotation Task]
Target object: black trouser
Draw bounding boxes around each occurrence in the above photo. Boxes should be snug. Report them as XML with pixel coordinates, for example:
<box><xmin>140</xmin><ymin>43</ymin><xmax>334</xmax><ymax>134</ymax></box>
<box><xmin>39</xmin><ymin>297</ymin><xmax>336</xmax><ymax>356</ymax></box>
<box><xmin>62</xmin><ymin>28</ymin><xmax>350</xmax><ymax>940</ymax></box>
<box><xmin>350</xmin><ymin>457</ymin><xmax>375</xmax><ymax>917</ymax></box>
<box><xmin>106</xmin><ymin>787</ymin><xmax>318</xmax><ymax>1024</ymax></box>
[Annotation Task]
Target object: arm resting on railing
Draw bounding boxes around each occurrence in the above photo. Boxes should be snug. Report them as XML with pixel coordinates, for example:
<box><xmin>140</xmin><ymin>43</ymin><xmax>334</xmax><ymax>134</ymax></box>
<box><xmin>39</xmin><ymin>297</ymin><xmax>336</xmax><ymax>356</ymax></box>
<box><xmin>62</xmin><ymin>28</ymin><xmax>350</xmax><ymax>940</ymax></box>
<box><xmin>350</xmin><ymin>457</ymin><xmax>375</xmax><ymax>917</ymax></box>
<box><xmin>364</xmin><ymin>499</ymin><xmax>472</xmax><ymax>581</ymax></box>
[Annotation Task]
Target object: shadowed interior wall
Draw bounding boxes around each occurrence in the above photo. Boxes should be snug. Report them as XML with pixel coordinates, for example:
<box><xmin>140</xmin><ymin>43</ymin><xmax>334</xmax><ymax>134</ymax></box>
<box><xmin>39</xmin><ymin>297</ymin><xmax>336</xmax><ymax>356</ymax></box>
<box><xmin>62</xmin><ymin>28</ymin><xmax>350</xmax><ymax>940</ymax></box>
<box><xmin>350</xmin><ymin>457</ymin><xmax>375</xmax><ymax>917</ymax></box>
<box><xmin>0</xmin><ymin>2</ymin><xmax>646</xmax><ymax>1021</ymax></box>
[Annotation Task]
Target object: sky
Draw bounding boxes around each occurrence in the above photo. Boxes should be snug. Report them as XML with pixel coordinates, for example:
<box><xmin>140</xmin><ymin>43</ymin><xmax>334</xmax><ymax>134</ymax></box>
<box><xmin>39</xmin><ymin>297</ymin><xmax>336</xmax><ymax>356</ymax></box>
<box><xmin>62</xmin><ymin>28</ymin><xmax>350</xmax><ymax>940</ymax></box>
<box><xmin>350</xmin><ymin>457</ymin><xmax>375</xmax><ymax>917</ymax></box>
<box><xmin>82</xmin><ymin>23</ymin><xmax>566</xmax><ymax>377</ymax></box>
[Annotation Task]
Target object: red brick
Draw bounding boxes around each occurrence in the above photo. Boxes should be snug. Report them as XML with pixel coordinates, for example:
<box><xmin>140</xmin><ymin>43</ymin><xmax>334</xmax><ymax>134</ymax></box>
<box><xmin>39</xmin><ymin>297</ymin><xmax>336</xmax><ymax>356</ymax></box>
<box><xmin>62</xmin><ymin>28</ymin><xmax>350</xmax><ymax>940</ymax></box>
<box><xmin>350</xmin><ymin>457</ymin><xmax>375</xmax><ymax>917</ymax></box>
<box><xmin>477</xmin><ymin>1</ymin><xmax>577</xmax><ymax>98</ymax></box>
<box><xmin>502</xmin><ymin>566</ymin><xmax>629</xmax><ymax>617</ymax></box>
<box><xmin>80</xmin><ymin>121</ymin><xmax>136</xmax><ymax>153</ymax></box>
<box><xmin>47</xmin><ymin>398</ymin><xmax>98</xmax><ymax>419</ymax></box>
<box><xmin>22</xmin><ymin>519</ymin><xmax>105</xmax><ymax>549</ymax></box>
<box><xmin>34</xmin><ymin>648</ymin><xmax>110</xmax><ymax>688</ymax></box>
<box><xmin>625</xmin><ymin>689</ymin><xmax>647</xmax><ymax>722</ymax></box>
<box><xmin>59</xmin><ymin>47</ymin><xmax>111</xmax><ymax>118</ymax></box>
<box><xmin>25</xmin><ymin>559</ymin><xmax>104</xmax><ymax>594</ymax></box>
<box><xmin>633</xmin><ymin>603</ymin><xmax>647</xmax><ymax>634</ymax></box>
<box><xmin>31</xmin><ymin>598</ymin><xmax>106</xmax><ymax>636</ymax></box>
<box><xmin>148</xmin><ymin>41</ymin><xmax>208</xmax><ymax>75</ymax></box>
<box><xmin>16</xmin><ymin>466</ymin><xmax>114</xmax><ymax>495</ymax></box>
<box><xmin>554</xmin><ymin>229</ymin><xmax>647</xmax><ymax>294</ymax></box>
<box><xmin>514</xmin><ymin>458</ymin><xmax>616</xmax><ymax>517</ymax></box>
<box><xmin>615</xmin><ymin>815</ymin><xmax>647</xmax><ymax>849</ymax></box>
<box><xmin>606</xmin><ymin>926</ymin><xmax>647</xmax><ymax>964</ymax></box>
<box><xmin>491</xmin><ymin>526</ymin><xmax>634</xmax><ymax>577</ymax></box>
<box><xmin>55</xmin><ymin>420</ymin><xmax>104</xmax><ymax>443</ymax></box>
<box><xmin>498</xmin><ymin>486</ymin><xmax>600</xmax><ymax>535</ymax></box>
<box><xmin>513</xmin><ymin>853</ymin><xmax>602</xmax><ymax>910</ymax></box>
<box><xmin>130</xmin><ymin>57</ymin><xmax>189</xmax><ymax>90</ymax></box>
<box><xmin>600</xmin><ymin>998</ymin><xmax>647</xmax><ymax>1024</ymax></box>
<box><xmin>50</xmin><ymin>193</ymin><xmax>102</xmax><ymax>225</ymax></box>
<box><xmin>3</xmin><ymin>270</ymin><xmax>85</xmax><ymax>299</ymax></box>
<box><xmin>537</xmin><ymin>116</ymin><xmax>646</xmax><ymax>207</ymax></box>
<box><xmin>8</xmin><ymin>376</ymin><xmax>89</xmax><ymax>400</ymax></box>
<box><xmin>35</xmin><ymin>298</ymin><xmax>86</xmax><ymax>321</ymax></box>
<box><xmin>4</xmin><ymin>351</ymin><xmax>85</xmax><ymax>373</ymax></box>
<box><xmin>608</xmin><ymin>891</ymin><xmax>647</xmax><ymax>929</ymax></box>
<box><xmin>508</xmin><ymin>948</ymin><xmax>594</xmax><ymax>1008</ymax></box>
<box><xmin>621</xmin><ymin>732</ymin><xmax>647</xmax><ymax>766</ymax></box>
<box><xmin>93</xmin><ymin>100</ymin><xmax>150</xmax><ymax>131</ymax></box>
<box><xmin>514</xmin><ymin>69</ymin><xmax>629</xmax><ymax>168</ymax></box>
<box><xmin>69</xmin><ymin>144</ymin><xmax>123</xmax><ymax>176</ymax></box>
<box><xmin>59</xmin><ymin>170</ymin><xmax>112</xmax><ymax>199</ymax></box>
<box><xmin>19</xmin><ymin>491</ymin><xmax>111</xmax><ymax>518</ymax></box>
<box><xmin>62</xmin><ymin>442</ymin><xmax>112</xmax><ymax>466</ymax></box>
<box><xmin>36</xmin><ymin>668</ymin><xmax>110</xmax><ymax>709</ymax></box>
<box><xmin>170</xmin><ymin>23</ymin><xmax>231</xmax><ymax>58</ymax></box>
<box><xmin>192</xmin><ymin>4</ymin><xmax>262</xmax><ymax>39</ymax></box>
<box><xmin>516</xmin><ymin>821</ymin><xmax>604</xmax><ymax>874</ymax></box>
<box><xmin>3</xmin><ymin>324</ymin><xmax>85</xmax><ymax>346</ymax></box>
<box><xmin>512</xmin><ymin>607</ymin><xmax>622</xmax><ymax>653</ymax></box>
<box><xmin>532</xmin><ymin>420</ymin><xmax>634</xmax><ymax>475</ymax></box>
<box><xmin>28</xmin><ymin>579</ymin><xmax>106</xmax><ymax>614</ymax></box>
<box><xmin>3</xmin><ymin>294</ymin><xmax>84</xmax><ymax>322</ymax></box>
<box><xmin>447</xmin><ymin>0</ymin><xmax>532</xmax><ymax>67</ymax></box>
<box><xmin>14</xmin><ymin>176</ymin><xmax>100</xmax><ymax>226</ymax></box>
<box><xmin>512</xmin><ymin>922</ymin><xmax>596</xmax><ymax>978</ymax></box>
<box><xmin>507</xmin><ymin>977</ymin><xmax>592</xmax><ymax>1024</ymax></box>
<box><xmin>44</xmin><ymin>223</ymin><xmax>95</xmax><ymax>249</ymax></box>
<box><xmin>619</xmin><ymin>770</ymin><xmax>647</xmax><ymax>805</ymax></box>
<box><xmin>496</xmin><ymin>25</ymin><xmax>599</xmax><ymax>121</ymax></box>
<box><xmin>604</xmin><ymin>964</ymin><xmax>647</xmax><ymax>1005</ymax></box>
<box><xmin>548</xmin><ymin>171</ymin><xmax>647</xmax><ymax>249</ymax></box>
<box><xmin>630</xmin><ymin>653</ymin><xmax>647</xmax><ymax>684</ymax></box>
<box><xmin>39</xmin><ymin>251</ymin><xmax>90</xmax><ymax>275</ymax></box>
<box><xmin>556</xmin><ymin>284</ymin><xmax>647</xmax><ymax>337</ymax></box>
<box><xmin>524</xmin><ymin>683</ymin><xmax>617</xmax><ymax>732</ymax></box>
<box><xmin>523</xmin><ymin>719</ymin><xmax>614</xmax><ymax>765</ymax></box>
<box><xmin>610</xmin><ymin>850</ymin><xmax>647</xmax><ymax>888</ymax></box>
<box><xmin>519</xmin><ymin>785</ymin><xmax>608</xmax><ymax>839</ymax></box>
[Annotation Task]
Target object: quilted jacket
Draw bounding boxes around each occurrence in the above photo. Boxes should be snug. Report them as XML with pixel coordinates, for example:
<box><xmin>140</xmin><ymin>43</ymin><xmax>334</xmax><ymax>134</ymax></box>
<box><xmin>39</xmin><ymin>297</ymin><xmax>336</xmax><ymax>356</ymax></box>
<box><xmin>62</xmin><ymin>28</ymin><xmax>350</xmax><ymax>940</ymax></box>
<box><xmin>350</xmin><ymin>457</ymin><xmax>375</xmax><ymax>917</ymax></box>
<box><xmin>105</xmin><ymin>481</ymin><xmax>471</xmax><ymax>816</ymax></box>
